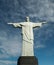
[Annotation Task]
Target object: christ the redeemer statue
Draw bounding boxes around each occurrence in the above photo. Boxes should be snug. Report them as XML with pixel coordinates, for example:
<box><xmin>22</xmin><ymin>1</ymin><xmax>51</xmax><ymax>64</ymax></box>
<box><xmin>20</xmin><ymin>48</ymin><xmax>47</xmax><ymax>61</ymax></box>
<box><xmin>8</xmin><ymin>17</ymin><xmax>46</xmax><ymax>56</ymax></box>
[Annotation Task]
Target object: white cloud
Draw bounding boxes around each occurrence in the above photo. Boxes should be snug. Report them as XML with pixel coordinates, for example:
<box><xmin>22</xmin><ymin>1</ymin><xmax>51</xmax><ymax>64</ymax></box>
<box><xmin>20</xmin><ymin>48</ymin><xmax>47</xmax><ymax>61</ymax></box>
<box><xmin>0</xmin><ymin>31</ymin><xmax>22</xmax><ymax>59</ymax></box>
<box><xmin>34</xmin><ymin>41</ymin><xmax>46</xmax><ymax>49</ymax></box>
<box><xmin>0</xmin><ymin>60</ymin><xmax>16</xmax><ymax>65</ymax></box>
<box><xmin>26</xmin><ymin>0</ymin><xmax>54</xmax><ymax>22</ymax></box>
<box><xmin>35</xmin><ymin>44</ymin><xmax>46</xmax><ymax>48</ymax></box>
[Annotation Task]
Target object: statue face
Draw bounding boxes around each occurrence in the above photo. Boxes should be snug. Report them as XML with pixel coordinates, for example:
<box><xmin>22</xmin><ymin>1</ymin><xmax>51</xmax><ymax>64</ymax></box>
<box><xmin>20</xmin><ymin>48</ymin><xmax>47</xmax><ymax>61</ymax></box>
<box><xmin>26</xmin><ymin>17</ymin><xmax>30</xmax><ymax>22</ymax></box>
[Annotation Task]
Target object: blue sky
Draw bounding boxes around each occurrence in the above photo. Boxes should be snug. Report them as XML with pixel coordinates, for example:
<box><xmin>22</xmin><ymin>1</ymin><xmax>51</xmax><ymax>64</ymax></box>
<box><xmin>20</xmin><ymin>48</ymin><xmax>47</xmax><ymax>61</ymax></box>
<box><xmin>0</xmin><ymin>0</ymin><xmax>54</xmax><ymax>65</ymax></box>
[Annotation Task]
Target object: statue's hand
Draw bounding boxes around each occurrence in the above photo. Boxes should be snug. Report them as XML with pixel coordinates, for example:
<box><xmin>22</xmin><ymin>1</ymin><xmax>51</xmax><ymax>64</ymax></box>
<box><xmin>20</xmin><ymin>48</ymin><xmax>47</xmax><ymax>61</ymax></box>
<box><xmin>7</xmin><ymin>23</ymin><xmax>21</xmax><ymax>27</ymax></box>
<box><xmin>42</xmin><ymin>22</ymin><xmax>47</xmax><ymax>24</ymax></box>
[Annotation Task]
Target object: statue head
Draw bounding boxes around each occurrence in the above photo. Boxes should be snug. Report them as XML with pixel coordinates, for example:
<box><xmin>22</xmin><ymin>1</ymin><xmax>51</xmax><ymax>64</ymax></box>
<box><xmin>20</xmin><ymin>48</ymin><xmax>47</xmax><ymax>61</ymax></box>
<box><xmin>26</xmin><ymin>17</ymin><xmax>30</xmax><ymax>22</ymax></box>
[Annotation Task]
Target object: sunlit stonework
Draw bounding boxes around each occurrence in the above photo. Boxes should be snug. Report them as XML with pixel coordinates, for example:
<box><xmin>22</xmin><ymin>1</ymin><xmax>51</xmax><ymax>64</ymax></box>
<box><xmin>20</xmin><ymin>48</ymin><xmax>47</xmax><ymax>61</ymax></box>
<box><xmin>8</xmin><ymin>17</ymin><xmax>46</xmax><ymax>56</ymax></box>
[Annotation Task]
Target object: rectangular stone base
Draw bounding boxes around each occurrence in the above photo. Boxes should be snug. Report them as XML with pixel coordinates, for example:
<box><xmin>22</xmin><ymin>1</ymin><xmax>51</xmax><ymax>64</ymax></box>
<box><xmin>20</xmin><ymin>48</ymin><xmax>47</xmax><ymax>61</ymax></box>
<box><xmin>17</xmin><ymin>56</ymin><xmax>38</xmax><ymax>65</ymax></box>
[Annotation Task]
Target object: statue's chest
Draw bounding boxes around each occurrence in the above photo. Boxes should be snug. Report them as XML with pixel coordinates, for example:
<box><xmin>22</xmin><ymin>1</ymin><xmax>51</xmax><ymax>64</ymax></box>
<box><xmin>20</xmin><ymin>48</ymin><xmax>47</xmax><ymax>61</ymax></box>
<box><xmin>22</xmin><ymin>25</ymin><xmax>32</xmax><ymax>31</ymax></box>
<box><xmin>22</xmin><ymin>22</ymin><xmax>33</xmax><ymax>33</ymax></box>
<box><xmin>24</xmin><ymin>22</ymin><xmax>33</xmax><ymax>28</ymax></box>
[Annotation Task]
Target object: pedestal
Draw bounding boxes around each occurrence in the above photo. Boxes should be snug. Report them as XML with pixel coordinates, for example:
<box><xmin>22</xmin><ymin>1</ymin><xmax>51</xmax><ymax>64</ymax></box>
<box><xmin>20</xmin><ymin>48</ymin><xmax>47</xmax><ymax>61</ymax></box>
<box><xmin>17</xmin><ymin>56</ymin><xmax>38</xmax><ymax>65</ymax></box>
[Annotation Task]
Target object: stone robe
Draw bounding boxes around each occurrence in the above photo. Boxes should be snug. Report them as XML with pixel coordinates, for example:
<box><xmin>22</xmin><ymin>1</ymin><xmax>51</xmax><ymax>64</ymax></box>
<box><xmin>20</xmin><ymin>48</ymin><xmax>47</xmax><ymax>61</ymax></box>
<box><xmin>12</xmin><ymin>22</ymin><xmax>42</xmax><ymax>56</ymax></box>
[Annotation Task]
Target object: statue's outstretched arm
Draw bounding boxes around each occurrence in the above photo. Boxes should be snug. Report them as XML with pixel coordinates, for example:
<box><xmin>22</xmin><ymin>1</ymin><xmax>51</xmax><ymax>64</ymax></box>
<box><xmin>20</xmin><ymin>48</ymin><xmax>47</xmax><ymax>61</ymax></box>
<box><xmin>33</xmin><ymin>22</ymin><xmax>46</xmax><ymax>28</ymax></box>
<box><xmin>7</xmin><ymin>23</ymin><xmax>23</xmax><ymax>27</ymax></box>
